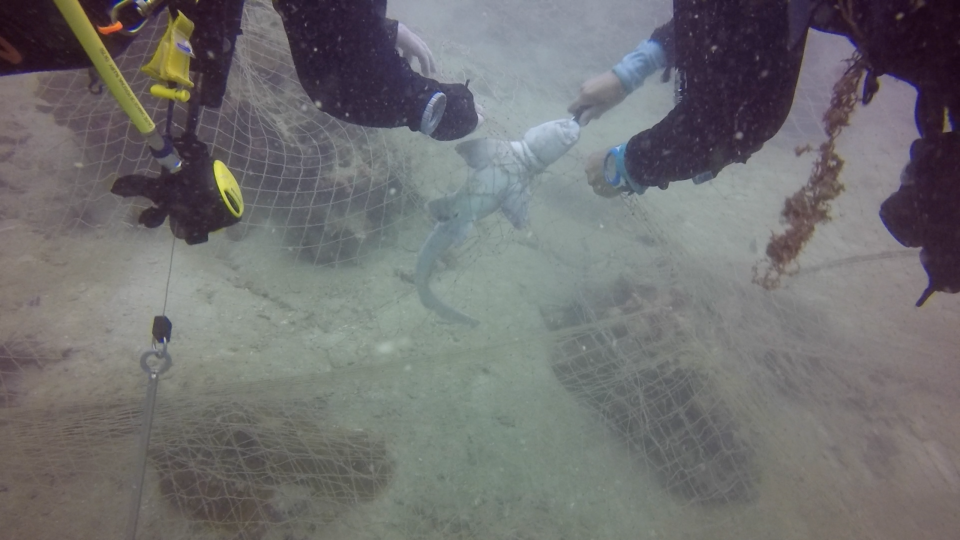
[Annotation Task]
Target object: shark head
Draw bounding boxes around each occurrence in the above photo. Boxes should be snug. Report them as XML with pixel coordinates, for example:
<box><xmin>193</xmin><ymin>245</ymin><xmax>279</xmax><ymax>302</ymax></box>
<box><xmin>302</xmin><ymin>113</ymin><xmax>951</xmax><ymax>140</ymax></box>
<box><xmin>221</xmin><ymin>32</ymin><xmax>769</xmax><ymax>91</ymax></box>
<box><xmin>522</xmin><ymin>118</ymin><xmax>581</xmax><ymax>169</ymax></box>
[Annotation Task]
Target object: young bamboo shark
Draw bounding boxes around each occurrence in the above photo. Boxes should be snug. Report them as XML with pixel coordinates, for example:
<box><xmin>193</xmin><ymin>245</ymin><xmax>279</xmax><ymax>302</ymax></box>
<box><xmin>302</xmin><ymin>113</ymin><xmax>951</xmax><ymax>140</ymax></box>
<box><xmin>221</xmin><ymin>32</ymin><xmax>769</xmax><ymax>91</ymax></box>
<box><xmin>415</xmin><ymin>118</ymin><xmax>581</xmax><ymax>326</ymax></box>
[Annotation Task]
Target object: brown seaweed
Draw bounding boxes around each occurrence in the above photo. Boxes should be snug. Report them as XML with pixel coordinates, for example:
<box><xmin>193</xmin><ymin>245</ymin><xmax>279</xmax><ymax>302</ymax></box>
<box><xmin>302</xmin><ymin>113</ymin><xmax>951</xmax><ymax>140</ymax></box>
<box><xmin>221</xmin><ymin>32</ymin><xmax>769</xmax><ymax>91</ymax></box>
<box><xmin>754</xmin><ymin>52</ymin><xmax>866</xmax><ymax>289</ymax></box>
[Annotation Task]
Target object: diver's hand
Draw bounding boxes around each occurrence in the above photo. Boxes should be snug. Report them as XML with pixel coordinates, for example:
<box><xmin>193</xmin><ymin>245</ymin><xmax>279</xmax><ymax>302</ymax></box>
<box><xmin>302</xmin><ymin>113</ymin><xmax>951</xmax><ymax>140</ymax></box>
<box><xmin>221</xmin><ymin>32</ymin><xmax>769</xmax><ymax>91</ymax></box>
<box><xmin>585</xmin><ymin>149</ymin><xmax>621</xmax><ymax>198</ymax></box>
<box><xmin>568</xmin><ymin>71</ymin><xmax>627</xmax><ymax>126</ymax></box>
<box><xmin>396</xmin><ymin>23</ymin><xmax>436</xmax><ymax>75</ymax></box>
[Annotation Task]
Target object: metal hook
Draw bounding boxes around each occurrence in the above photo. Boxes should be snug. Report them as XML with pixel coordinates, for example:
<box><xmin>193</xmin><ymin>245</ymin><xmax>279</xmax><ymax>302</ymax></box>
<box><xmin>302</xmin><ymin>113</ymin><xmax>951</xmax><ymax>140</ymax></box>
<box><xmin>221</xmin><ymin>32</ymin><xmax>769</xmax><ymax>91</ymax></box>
<box><xmin>104</xmin><ymin>0</ymin><xmax>164</xmax><ymax>36</ymax></box>
<box><xmin>140</xmin><ymin>347</ymin><xmax>172</xmax><ymax>376</ymax></box>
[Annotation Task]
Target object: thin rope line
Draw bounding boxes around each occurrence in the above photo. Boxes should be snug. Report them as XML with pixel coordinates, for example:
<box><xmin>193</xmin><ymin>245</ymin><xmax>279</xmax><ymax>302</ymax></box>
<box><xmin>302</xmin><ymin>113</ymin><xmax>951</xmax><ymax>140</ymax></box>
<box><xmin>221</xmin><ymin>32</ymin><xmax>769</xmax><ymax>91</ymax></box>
<box><xmin>161</xmin><ymin>236</ymin><xmax>175</xmax><ymax>316</ymax></box>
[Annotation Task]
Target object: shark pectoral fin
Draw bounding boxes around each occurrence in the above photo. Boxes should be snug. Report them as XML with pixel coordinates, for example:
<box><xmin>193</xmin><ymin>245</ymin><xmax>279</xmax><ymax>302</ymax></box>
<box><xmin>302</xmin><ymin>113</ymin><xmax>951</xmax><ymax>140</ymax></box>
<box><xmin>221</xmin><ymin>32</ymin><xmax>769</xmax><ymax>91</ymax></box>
<box><xmin>455</xmin><ymin>138</ymin><xmax>501</xmax><ymax>170</ymax></box>
<box><xmin>500</xmin><ymin>183</ymin><xmax>531</xmax><ymax>230</ymax></box>
<box><xmin>427</xmin><ymin>194</ymin><xmax>459</xmax><ymax>222</ymax></box>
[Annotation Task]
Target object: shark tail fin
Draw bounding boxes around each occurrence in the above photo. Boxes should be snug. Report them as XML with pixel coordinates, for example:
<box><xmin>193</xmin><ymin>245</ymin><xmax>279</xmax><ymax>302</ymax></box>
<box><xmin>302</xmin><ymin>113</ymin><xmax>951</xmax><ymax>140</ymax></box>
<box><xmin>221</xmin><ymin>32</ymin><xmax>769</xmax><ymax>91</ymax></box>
<box><xmin>415</xmin><ymin>223</ymin><xmax>481</xmax><ymax>327</ymax></box>
<box><xmin>417</xmin><ymin>285</ymin><xmax>481</xmax><ymax>327</ymax></box>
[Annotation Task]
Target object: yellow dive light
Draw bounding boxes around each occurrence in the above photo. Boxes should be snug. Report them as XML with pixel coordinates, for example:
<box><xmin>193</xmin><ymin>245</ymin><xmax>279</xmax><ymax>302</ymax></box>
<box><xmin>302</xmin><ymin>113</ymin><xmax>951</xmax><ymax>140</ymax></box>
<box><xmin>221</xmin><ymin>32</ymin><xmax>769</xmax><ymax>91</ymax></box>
<box><xmin>213</xmin><ymin>160</ymin><xmax>244</xmax><ymax>218</ymax></box>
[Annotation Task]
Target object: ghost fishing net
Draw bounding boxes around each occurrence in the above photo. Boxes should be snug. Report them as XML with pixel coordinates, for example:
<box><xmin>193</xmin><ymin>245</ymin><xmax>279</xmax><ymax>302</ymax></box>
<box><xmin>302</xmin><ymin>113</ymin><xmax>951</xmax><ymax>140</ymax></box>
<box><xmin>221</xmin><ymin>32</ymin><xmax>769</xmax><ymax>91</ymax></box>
<box><xmin>0</xmin><ymin>338</ymin><xmax>63</xmax><ymax>409</ymax></box>
<box><xmin>1</xmin><ymin>1</ymin><xmax>958</xmax><ymax>540</ymax></box>
<box><xmin>30</xmin><ymin>1</ymin><xmax>416</xmax><ymax>266</ymax></box>
<box><xmin>1</xmin><ymin>386</ymin><xmax>395</xmax><ymax>539</ymax></box>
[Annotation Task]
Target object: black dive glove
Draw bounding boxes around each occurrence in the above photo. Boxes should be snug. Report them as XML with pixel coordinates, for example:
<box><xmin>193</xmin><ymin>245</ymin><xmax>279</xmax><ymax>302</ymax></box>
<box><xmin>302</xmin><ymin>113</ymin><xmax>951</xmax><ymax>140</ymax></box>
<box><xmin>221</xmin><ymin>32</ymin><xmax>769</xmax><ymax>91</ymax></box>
<box><xmin>111</xmin><ymin>133</ymin><xmax>242</xmax><ymax>245</ymax></box>
<box><xmin>880</xmin><ymin>133</ymin><xmax>960</xmax><ymax>306</ymax></box>
<box><xmin>427</xmin><ymin>82</ymin><xmax>478</xmax><ymax>141</ymax></box>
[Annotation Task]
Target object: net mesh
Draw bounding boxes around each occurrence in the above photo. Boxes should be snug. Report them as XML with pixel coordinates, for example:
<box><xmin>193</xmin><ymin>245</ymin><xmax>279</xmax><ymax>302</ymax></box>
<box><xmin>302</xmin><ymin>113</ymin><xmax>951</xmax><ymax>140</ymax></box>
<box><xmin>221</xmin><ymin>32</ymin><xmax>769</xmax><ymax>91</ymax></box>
<box><xmin>2</xmin><ymin>1</ymin><xmax>959</xmax><ymax>539</ymax></box>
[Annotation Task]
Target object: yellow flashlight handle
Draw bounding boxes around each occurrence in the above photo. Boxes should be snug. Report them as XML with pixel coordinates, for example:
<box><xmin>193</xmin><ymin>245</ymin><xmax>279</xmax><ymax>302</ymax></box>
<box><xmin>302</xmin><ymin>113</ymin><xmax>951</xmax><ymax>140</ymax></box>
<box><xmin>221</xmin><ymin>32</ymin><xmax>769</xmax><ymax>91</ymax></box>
<box><xmin>52</xmin><ymin>0</ymin><xmax>156</xmax><ymax>136</ymax></box>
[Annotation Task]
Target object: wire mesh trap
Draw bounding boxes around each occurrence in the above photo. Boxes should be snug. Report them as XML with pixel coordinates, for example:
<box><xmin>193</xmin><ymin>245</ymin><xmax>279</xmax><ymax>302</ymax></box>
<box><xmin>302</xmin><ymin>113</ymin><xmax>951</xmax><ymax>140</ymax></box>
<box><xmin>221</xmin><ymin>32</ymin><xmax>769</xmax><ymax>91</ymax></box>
<box><xmin>0</xmin><ymin>338</ymin><xmax>66</xmax><ymax>409</ymax></box>
<box><xmin>542</xmin><ymin>276</ymin><xmax>759</xmax><ymax>505</ymax></box>
<box><xmin>147</xmin><ymin>400</ymin><xmax>393</xmax><ymax>539</ymax></box>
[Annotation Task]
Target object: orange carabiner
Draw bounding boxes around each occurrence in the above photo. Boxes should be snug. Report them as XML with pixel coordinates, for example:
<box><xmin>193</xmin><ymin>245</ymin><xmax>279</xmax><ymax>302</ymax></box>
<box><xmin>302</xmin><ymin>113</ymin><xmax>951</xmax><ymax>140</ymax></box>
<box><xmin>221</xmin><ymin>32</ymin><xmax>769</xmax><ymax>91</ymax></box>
<box><xmin>97</xmin><ymin>21</ymin><xmax>124</xmax><ymax>35</ymax></box>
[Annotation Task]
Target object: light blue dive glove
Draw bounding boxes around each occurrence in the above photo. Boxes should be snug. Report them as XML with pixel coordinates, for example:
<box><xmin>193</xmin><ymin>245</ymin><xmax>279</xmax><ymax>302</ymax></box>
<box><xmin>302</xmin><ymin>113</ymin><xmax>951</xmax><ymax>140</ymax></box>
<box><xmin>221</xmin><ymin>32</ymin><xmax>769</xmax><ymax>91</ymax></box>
<box><xmin>611</xmin><ymin>40</ymin><xmax>666</xmax><ymax>94</ymax></box>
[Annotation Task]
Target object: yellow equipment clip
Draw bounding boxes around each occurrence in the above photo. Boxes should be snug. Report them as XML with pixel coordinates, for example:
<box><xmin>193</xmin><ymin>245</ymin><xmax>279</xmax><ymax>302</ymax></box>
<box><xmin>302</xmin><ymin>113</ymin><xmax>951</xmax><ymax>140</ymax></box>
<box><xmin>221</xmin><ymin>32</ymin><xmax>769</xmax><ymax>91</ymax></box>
<box><xmin>141</xmin><ymin>11</ymin><xmax>195</xmax><ymax>95</ymax></box>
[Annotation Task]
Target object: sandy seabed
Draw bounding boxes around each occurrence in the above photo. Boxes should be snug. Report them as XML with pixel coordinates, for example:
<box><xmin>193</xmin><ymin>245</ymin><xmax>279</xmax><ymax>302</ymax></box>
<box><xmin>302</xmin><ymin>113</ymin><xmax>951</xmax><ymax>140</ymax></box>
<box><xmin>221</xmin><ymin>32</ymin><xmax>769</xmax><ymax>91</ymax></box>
<box><xmin>1</xmin><ymin>10</ymin><xmax>960</xmax><ymax>540</ymax></box>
